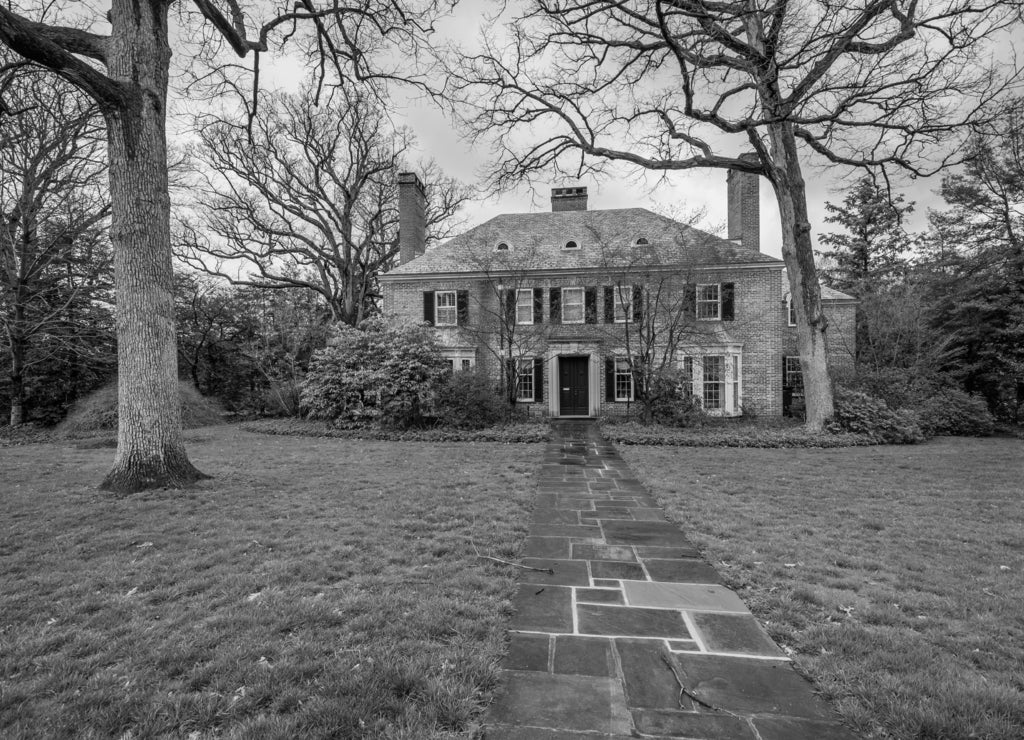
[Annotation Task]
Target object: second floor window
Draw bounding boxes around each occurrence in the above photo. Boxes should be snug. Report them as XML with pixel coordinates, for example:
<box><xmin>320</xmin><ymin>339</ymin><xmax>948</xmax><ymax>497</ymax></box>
<box><xmin>435</xmin><ymin>291</ymin><xmax>457</xmax><ymax>326</ymax></box>
<box><xmin>788</xmin><ymin>297</ymin><xmax>797</xmax><ymax>326</ymax></box>
<box><xmin>613</xmin><ymin>286</ymin><xmax>633</xmax><ymax>323</ymax></box>
<box><xmin>516</xmin><ymin>289</ymin><xmax>534</xmax><ymax>325</ymax></box>
<box><xmin>697</xmin><ymin>284</ymin><xmax>721</xmax><ymax>320</ymax></box>
<box><xmin>562</xmin><ymin>287</ymin><xmax>584</xmax><ymax>323</ymax></box>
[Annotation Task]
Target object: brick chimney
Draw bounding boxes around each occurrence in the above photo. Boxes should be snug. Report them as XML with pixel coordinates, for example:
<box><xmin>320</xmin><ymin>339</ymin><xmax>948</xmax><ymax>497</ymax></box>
<box><xmin>727</xmin><ymin>154</ymin><xmax>761</xmax><ymax>252</ymax></box>
<box><xmin>397</xmin><ymin>172</ymin><xmax>426</xmax><ymax>265</ymax></box>
<box><xmin>551</xmin><ymin>186</ymin><xmax>588</xmax><ymax>212</ymax></box>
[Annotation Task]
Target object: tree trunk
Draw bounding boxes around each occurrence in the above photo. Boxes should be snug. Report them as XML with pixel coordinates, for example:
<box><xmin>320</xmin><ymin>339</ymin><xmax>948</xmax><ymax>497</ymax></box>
<box><xmin>8</xmin><ymin>320</ymin><xmax>24</xmax><ymax>426</ymax></box>
<box><xmin>767</xmin><ymin>123</ymin><xmax>835</xmax><ymax>431</ymax></box>
<box><xmin>99</xmin><ymin>0</ymin><xmax>207</xmax><ymax>493</ymax></box>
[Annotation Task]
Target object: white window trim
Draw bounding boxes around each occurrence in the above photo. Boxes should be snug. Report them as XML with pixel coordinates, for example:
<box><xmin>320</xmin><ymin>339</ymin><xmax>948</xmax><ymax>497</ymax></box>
<box><xmin>562</xmin><ymin>287</ymin><xmax>585</xmax><ymax>324</ymax></box>
<box><xmin>516</xmin><ymin>358</ymin><xmax>535</xmax><ymax>402</ymax></box>
<box><xmin>614</xmin><ymin>286</ymin><xmax>633</xmax><ymax>324</ymax></box>
<box><xmin>496</xmin><ymin>241</ymin><xmax>511</xmax><ymax>252</ymax></box>
<box><xmin>516</xmin><ymin>288</ymin><xmax>534</xmax><ymax>325</ymax></box>
<box><xmin>442</xmin><ymin>349</ymin><xmax>476</xmax><ymax>371</ymax></box>
<box><xmin>435</xmin><ymin>290</ymin><xmax>457</xmax><ymax>327</ymax></box>
<box><xmin>614</xmin><ymin>356</ymin><xmax>634</xmax><ymax>402</ymax></box>
<box><xmin>696</xmin><ymin>283</ymin><xmax>721</xmax><ymax>321</ymax></box>
<box><xmin>678</xmin><ymin>352</ymin><xmax>742</xmax><ymax>416</ymax></box>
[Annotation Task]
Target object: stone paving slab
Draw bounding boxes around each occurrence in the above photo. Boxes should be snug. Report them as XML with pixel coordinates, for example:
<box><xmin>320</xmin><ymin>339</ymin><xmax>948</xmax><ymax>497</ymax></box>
<box><xmin>483</xmin><ymin>420</ymin><xmax>861</xmax><ymax>739</ymax></box>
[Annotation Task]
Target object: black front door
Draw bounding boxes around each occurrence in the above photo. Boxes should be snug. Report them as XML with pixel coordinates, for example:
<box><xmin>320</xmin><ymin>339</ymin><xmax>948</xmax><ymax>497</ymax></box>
<box><xmin>558</xmin><ymin>356</ymin><xmax>590</xmax><ymax>416</ymax></box>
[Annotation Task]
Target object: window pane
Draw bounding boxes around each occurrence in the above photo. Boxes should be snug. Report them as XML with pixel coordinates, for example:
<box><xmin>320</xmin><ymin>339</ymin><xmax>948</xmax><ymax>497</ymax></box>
<box><xmin>614</xmin><ymin>286</ymin><xmax>632</xmax><ymax>322</ymax></box>
<box><xmin>461</xmin><ymin>359</ymin><xmax>472</xmax><ymax>371</ymax></box>
<box><xmin>516</xmin><ymin>289</ymin><xmax>533</xmax><ymax>324</ymax></box>
<box><xmin>562</xmin><ymin>288</ymin><xmax>584</xmax><ymax>323</ymax></box>
<box><xmin>784</xmin><ymin>357</ymin><xmax>803</xmax><ymax>389</ymax></box>
<box><xmin>614</xmin><ymin>357</ymin><xmax>632</xmax><ymax>401</ymax></box>
<box><xmin>697</xmin><ymin>284</ymin><xmax>720</xmax><ymax>320</ymax></box>
<box><xmin>703</xmin><ymin>355</ymin><xmax>724</xmax><ymax>409</ymax></box>
<box><xmin>516</xmin><ymin>359</ymin><xmax>534</xmax><ymax>401</ymax></box>
<box><xmin>436</xmin><ymin>291</ymin><xmax>457</xmax><ymax>326</ymax></box>
<box><xmin>680</xmin><ymin>356</ymin><xmax>693</xmax><ymax>397</ymax></box>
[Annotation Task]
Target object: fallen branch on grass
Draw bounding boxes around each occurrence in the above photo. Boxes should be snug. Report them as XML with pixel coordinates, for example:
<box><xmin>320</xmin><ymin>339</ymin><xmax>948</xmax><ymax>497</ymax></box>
<box><xmin>472</xmin><ymin>542</ymin><xmax>555</xmax><ymax>574</ymax></box>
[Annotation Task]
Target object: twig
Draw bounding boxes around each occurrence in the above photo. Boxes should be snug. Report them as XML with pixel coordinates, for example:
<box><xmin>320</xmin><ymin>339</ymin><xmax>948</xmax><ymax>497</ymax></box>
<box><xmin>472</xmin><ymin>542</ymin><xmax>554</xmax><ymax>574</ymax></box>
<box><xmin>660</xmin><ymin>653</ymin><xmax>742</xmax><ymax>718</ymax></box>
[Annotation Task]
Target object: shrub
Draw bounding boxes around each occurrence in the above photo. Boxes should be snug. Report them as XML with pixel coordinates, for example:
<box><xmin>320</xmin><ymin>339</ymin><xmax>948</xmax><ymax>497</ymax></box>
<box><xmin>434</xmin><ymin>369</ymin><xmax>505</xmax><ymax>429</ymax></box>
<box><xmin>301</xmin><ymin>317</ymin><xmax>449</xmax><ymax>429</ymax></box>
<box><xmin>913</xmin><ymin>387</ymin><xmax>995</xmax><ymax>437</ymax></box>
<box><xmin>639</xmin><ymin>368</ymin><xmax>707</xmax><ymax>427</ymax></box>
<box><xmin>55</xmin><ymin>380</ymin><xmax>224</xmax><ymax>438</ymax></box>
<box><xmin>826</xmin><ymin>387</ymin><xmax>924</xmax><ymax>444</ymax></box>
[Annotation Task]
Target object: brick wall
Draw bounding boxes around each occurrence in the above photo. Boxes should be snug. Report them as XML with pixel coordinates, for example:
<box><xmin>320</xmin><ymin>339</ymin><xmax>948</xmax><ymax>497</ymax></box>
<box><xmin>384</xmin><ymin>265</ymin><xmax>790</xmax><ymax>416</ymax></box>
<box><xmin>781</xmin><ymin>300</ymin><xmax>857</xmax><ymax>373</ymax></box>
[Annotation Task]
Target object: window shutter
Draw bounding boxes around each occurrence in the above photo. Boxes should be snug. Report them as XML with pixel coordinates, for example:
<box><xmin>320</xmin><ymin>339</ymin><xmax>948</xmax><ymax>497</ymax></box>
<box><xmin>683</xmin><ymin>284</ymin><xmax>696</xmax><ymax>319</ymax></box>
<box><xmin>456</xmin><ymin>290</ymin><xmax>469</xmax><ymax>326</ymax></box>
<box><xmin>605</xmin><ymin>358</ymin><xmax>615</xmax><ymax>402</ymax></box>
<box><xmin>585</xmin><ymin>287</ymin><xmax>597</xmax><ymax>324</ymax></box>
<box><xmin>534</xmin><ymin>357</ymin><xmax>544</xmax><ymax>402</ymax></box>
<box><xmin>632</xmin><ymin>285</ymin><xmax>643</xmax><ymax>323</ymax></box>
<box><xmin>722</xmin><ymin>282</ymin><xmax>735</xmax><ymax>321</ymax></box>
<box><xmin>549</xmin><ymin>288</ymin><xmax>561</xmax><ymax>324</ymax></box>
<box><xmin>503</xmin><ymin>289</ymin><xmax>515</xmax><ymax>324</ymax></box>
<box><xmin>533</xmin><ymin>288</ymin><xmax>544</xmax><ymax>324</ymax></box>
<box><xmin>423</xmin><ymin>291</ymin><xmax>435</xmax><ymax>325</ymax></box>
<box><xmin>603</xmin><ymin>286</ymin><xmax>615</xmax><ymax>323</ymax></box>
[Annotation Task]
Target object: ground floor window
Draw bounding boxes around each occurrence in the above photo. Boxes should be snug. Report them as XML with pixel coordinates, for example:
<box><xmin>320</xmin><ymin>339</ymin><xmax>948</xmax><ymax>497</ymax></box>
<box><xmin>678</xmin><ymin>353</ymin><xmax>742</xmax><ymax>415</ymax></box>
<box><xmin>614</xmin><ymin>357</ymin><xmax>633</xmax><ymax>402</ymax></box>
<box><xmin>516</xmin><ymin>358</ymin><xmax>535</xmax><ymax>402</ymax></box>
<box><xmin>442</xmin><ymin>349</ymin><xmax>476</xmax><ymax>372</ymax></box>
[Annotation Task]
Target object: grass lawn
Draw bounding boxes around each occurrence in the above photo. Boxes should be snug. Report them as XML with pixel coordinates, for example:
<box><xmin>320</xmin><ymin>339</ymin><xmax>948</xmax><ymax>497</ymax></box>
<box><xmin>0</xmin><ymin>426</ymin><xmax>540</xmax><ymax>739</ymax></box>
<box><xmin>620</xmin><ymin>437</ymin><xmax>1024</xmax><ymax>740</ymax></box>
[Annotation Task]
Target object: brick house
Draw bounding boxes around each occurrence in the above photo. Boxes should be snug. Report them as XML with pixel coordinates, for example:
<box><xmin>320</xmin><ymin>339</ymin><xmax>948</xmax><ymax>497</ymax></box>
<box><xmin>380</xmin><ymin>171</ymin><xmax>855</xmax><ymax>418</ymax></box>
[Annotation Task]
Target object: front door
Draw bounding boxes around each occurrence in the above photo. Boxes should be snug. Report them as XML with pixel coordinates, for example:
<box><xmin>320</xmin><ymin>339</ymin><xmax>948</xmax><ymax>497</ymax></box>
<box><xmin>558</xmin><ymin>356</ymin><xmax>590</xmax><ymax>416</ymax></box>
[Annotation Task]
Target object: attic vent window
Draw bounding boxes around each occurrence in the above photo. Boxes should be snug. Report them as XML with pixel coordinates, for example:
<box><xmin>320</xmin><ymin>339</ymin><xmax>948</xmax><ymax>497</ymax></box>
<box><xmin>496</xmin><ymin>242</ymin><xmax>510</xmax><ymax>251</ymax></box>
<box><xmin>564</xmin><ymin>240</ymin><xmax>580</xmax><ymax>250</ymax></box>
<box><xmin>636</xmin><ymin>237</ymin><xmax>649</xmax><ymax>245</ymax></box>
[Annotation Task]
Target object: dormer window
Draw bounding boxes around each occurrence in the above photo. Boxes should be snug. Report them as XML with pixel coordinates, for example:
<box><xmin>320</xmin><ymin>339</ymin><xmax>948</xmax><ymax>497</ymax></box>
<box><xmin>635</xmin><ymin>237</ymin><xmax>649</xmax><ymax>245</ymax></box>
<box><xmin>496</xmin><ymin>242</ymin><xmax>510</xmax><ymax>252</ymax></box>
<box><xmin>564</xmin><ymin>240</ymin><xmax>579</xmax><ymax>250</ymax></box>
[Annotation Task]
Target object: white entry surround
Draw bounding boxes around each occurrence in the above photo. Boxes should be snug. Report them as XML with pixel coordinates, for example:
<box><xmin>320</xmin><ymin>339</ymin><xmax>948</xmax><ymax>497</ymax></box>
<box><xmin>546</xmin><ymin>341</ymin><xmax>601</xmax><ymax>417</ymax></box>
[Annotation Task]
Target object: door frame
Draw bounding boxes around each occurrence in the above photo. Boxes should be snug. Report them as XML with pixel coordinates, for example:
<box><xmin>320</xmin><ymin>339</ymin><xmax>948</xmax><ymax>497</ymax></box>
<box><xmin>549</xmin><ymin>351</ymin><xmax>599</xmax><ymax>418</ymax></box>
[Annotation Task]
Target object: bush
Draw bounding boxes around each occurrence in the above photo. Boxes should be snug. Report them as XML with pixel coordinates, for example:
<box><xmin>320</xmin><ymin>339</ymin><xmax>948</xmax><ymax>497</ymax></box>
<box><xmin>913</xmin><ymin>387</ymin><xmax>995</xmax><ymax>437</ymax></box>
<box><xmin>241</xmin><ymin>418</ymin><xmax>549</xmax><ymax>443</ymax></box>
<box><xmin>301</xmin><ymin>317</ymin><xmax>449</xmax><ymax>429</ymax></box>
<box><xmin>641</xmin><ymin>368</ymin><xmax>706</xmax><ymax>427</ymax></box>
<box><xmin>434</xmin><ymin>369</ymin><xmax>505</xmax><ymax>429</ymax></box>
<box><xmin>55</xmin><ymin>380</ymin><xmax>224</xmax><ymax>438</ymax></box>
<box><xmin>826</xmin><ymin>387</ymin><xmax>924</xmax><ymax>444</ymax></box>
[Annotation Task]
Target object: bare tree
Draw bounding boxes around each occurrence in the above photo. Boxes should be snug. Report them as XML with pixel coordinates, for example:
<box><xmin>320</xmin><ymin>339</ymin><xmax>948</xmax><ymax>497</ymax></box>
<box><xmin>1</xmin><ymin>64</ymin><xmax>111</xmax><ymax>426</ymax></box>
<box><xmin>179</xmin><ymin>86</ymin><xmax>471</xmax><ymax>326</ymax></box>
<box><xmin>0</xmin><ymin>0</ymin><xmax>444</xmax><ymax>491</ymax></box>
<box><xmin>445</xmin><ymin>0</ymin><xmax>1023</xmax><ymax>429</ymax></box>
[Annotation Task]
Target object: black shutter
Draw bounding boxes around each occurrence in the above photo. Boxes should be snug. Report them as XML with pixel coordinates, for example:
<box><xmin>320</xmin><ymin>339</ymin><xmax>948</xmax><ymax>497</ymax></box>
<box><xmin>605</xmin><ymin>358</ymin><xmax>616</xmax><ymax>402</ymax></box>
<box><xmin>632</xmin><ymin>285</ymin><xmax>643</xmax><ymax>323</ymax></box>
<box><xmin>549</xmin><ymin>288</ymin><xmax>561</xmax><ymax>324</ymax></box>
<box><xmin>534</xmin><ymin>357</ymin><xmax>544</xmax><ymax>402</ymax></box>
<box><xmin>585</xmin><ymin>287</ymin><xmax>597</xmax><ymax>324</ymax></box>
<box><xmin>683</xmin><ymin>284</ymin><xmax>696</xmax><ymax>319</ymax></box>
<box><xmin>722</xmin><ymin>282</ymin><xmax>735</xmax><ymax>321</ymax></box>
<box><xmin>533</xmin><ymin>288</ymin><xmax>544</xmax><ymax>324</ymax></box>
<box><xmin>423</xmin><ymin>291</ymin><xmax>435</xmax><ymax>325</ymax></box>
<box><xmin>457</xmin><ymin>290</ymin><xmax>469</xmax><ymax>326</ymax></box>
<box><xmin>503</xmin><ymin>289</ymin><xmax>516</xmax><ymax>324</ymax></box>
<box><xmin>604</xmin><ymin>286</ymin><xmax>615</xmax><ymax>323</ymax></box>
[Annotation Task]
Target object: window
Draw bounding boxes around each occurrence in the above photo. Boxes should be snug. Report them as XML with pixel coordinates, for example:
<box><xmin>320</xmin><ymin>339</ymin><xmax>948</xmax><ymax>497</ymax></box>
<box><xmin>562</xmin><ymin>287</ymin><xmax>584</xmax><ymax>323</ymax></box>
<box><xmin>614</xmin><ymin>357</ymin><xmax>633</xmax><ymax>402</ymax></box>
<box><xmin>635</xmin><ymin>237</ymin><xmax>649</xmax><ymax>245</ymax></box>
<box><xmin>564</xmin><ymin>240</ymin><xmax>579</xmax><ymax>250</ymax></box>
<box><xmin>435</xmin><ymin>291</ymin><xmax>457</xmax><ymax>326</ymax></box>
<box><xmin>680</xmin><ymin>356</ymin><xmax>694</xmax><ymax>398</ymax></box>
<box><xmin>731</xmin><ymin>354</ymin><xmax>742</xmax><ymax>411</ymax></box>
<box><xmin>516</xmin><ymin>359</ymin><xmax>535</xmax><ymax>402</ymax></box>
<box><xmin>787</xmin><ymin>297</ymin><xmax>797</xmax><ymax>326</ymax></box>
<box><xmin>443</xmin><ymin>350</ymin><xmax>476</xmax><ymax>371</ymax></box>
<box><xmin>461</xmin><ymin>359</ymin><xmax>472</xmax><ymax>371</ymax></box>
<box><xmin>496</xmin><ymin>242</ymin><xmax>510</xmax><ymax>251</ymax></box>
<box><xmin>784</xmin><ymin>356</ymin><xmax>803</xmax><ymax>389</ymax></box>
<box><xmin>613</xmin><ymin>286</ymin><xmax>632</xmax><ymax>323</ymax></box>
<box><xmin>696</xmin><ymin>284</ymin><xmax>720</xmax><ymax>320</ymax></box>
<box><xmin>516</xmin><ymin>288</ymin><xmax>533</xmax><ymax>325</ymax></box>
<box><xmin>702</xmin><ymin>355</ymin><xmax>725</xmax><ymax>409</ymax></box>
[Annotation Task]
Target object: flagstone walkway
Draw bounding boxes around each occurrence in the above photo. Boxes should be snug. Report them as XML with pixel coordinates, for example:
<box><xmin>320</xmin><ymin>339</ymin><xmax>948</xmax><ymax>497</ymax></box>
<box><xmin>483</xmin><ymin>420</ymin><xmax>860</xmax><ymax>740</ymax></box>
